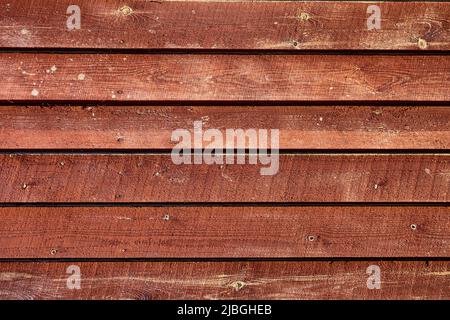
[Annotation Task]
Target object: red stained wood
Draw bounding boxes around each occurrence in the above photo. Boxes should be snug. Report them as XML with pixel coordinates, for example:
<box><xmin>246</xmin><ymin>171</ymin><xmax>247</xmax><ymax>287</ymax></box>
<box><xmin>1</xmin><ymin>1</ymin><xmax>449</xmax><ymax>50</ymax></box>
<box><xmin>1</xmin><ymin>154</ymin><xmax>449</xmax><ymax>203</ymax></box>
<box><xmin>0</xmin><ymin>206</ymin><xmax>448</xmax><ymax>258</ymax></box>
<box><xmin>0</xmin><ymin>261</ymin><xmax>449</xmax><ymax>299</ymax></box>
<box><xmin>0</xmin><ymin>105</ymin><xmax>449</xmax><ymax>150</ymax></box>
<box><xmin>2</xmin><ymin>54</ymin><xmax>450</xmax><ymax>102</ymax></box>
<box><xmin>1</xmin><ymin>0</ymin><xmax>450</xmax><ymax>301</ymax></box>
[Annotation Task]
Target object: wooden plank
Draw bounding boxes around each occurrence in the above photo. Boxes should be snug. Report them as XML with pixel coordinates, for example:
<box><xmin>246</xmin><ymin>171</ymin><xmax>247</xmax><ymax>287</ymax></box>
<box><xmin>1</xmin><ymin>154</ymin><xmax>449</xmax><ymax>202</ymax></box>
<box><xmin>2</xmin><ymin>54</ymin><xmax>450</xmax><ymax>102</ymax></box>
<box><xmin>1</xmin><ymin>1</ymin><xmax>449</xmax><ymax>50</ymax></box>
<box><xmin>0</xmin><ymin>261</ymin><xmax>449</xmax><ymax>299</ymax></box>
<box><xmin>0</xmin><ymin>206</ymin><xmax>448</xmax><ymax>258</ymax></box>
<box><xmin>1</xmin><ymin>105</ymin><xmax>449</xmax><ymax>150</ymax></box>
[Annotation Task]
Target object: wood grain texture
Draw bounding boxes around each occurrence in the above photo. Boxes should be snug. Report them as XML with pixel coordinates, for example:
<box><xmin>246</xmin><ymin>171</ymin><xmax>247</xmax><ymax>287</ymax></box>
<box><xmin>0</xmin><ymin>261</ymin><xmax>449</xmax><ymax>299</ymax></box>
<box><xmin>2</xmin><ymin>54</ymin><xmax>450</xmax><ymax>102</ymax></box>
<box><xmin>1</xmin><ymin>1</ymin><xmax>449</xmax><ymax>50</ymax></box>
<box><xmin>1</xmin><ymin>154</ymin><xmax>449</xmax><ymax>203</ymax></box>
<box><xmin>3</xmin><ymin>0</ymin><xmax>450</xmax><ymax>302</ymax></box>
<box><xmin>0</xmin><ymin>206</ymin><xmax>448</xmax><ymax>258</ymax></box>
<box><xmin>1</xmin><ymin>105</ymin><xmax>449</xmax><ymax>150</ymax></box>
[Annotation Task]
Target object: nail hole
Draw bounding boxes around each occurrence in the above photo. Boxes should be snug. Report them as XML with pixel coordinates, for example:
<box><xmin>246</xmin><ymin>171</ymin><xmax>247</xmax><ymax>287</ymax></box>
<box><xmin>307</xmin><ymin>235</ymin><xmax>316</xmax><ymax>242</ymax></box>
<box><xmin>410</xmin><ymin>224</ymin><xmax>417</xmax><ymax>231</ymax></box>
<box><xmin>298</xmin><ymin>12</ymin><xmax>310</xmax><ymax>21</ymax></box>
<box><xmin>230</xmin><ymin>281</ymin><xmax>246</xmax><ymax>291</ymax></box>
<box><xmin>50</xmin><ymin>249</ymin><xmax>58</xmax><ymax>255</ymax></box>
<box><xmin>163</xmin><ymin>214</ymin><xmax>170</xmax><ymax>221</ymax></box>
<box><xmin>119</xmin><ymin>5</ymin><xmax>133</xmax><ymax>15</ymax></box>
<box><xmin>417</xmin><ymin>38</ymin><xmax>427</xmax><ymax>49</ymax></box>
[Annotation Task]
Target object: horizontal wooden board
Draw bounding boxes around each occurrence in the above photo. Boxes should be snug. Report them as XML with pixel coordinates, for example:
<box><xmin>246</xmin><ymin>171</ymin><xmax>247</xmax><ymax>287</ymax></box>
<box><xmin>0</xmin><ymin>206</ymin><xmax>448</xmax><ymax>258</ymax></box>
<box><xmin>2</xmin><ymin>54</ymin><xmax>450</xmax><ymax>102</ymax></box>
<box><xmin>1</xmin><ymin>105</ymin><xmax>449</xmax><ymax>150</ymax></box>
<box><xmin>1</xmin><ymin>1</ymin><xmax>450</xmax><ymax>50</ymax></box>
<box><xmin>1</xmin><ymin>154</ymin><xmax>449</xmax><ymax>202</ymax></box>
<box><xmin>0</xmin><ymin>261</ymin><xmax>449</xmax><ymax>299</ymax></box>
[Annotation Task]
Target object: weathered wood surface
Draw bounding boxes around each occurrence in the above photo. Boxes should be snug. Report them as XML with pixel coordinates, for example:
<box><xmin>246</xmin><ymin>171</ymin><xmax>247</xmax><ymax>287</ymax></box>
<box><xmin>0</xmin><ymin>206</ymin><xmax>448</xmax><ymax>258</ymax></box>
<box><xmin>1</xmin><ymin>154</ymin><xmax>449</xmax><ymax>203</ymax></box>
<box><xmin>2</xmin><ymin>54</ymin><xmax>450</xmax><ymax>102</ymax></box>
<box><xmin>1</xmin><ymin>1</ymin><xmax>449</xmax><ymax>50</ymax></box>
<box><xmin>1</xmin><ymin>105</ymin><xmax>449</xmax><ymax>150</ymax></box>
<box><xmin>1</xmin><ymin>0</ymin><xmax>450</xmax><ymax>301</ymax></box>
<box><xmin>0</xmin><ymin>261</ymin><xmax>449</xmax><ymax>299</ymax></box>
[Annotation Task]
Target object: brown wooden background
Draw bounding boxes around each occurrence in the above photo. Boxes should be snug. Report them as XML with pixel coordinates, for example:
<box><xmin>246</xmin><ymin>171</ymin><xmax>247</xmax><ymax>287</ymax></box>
<box><xmin>0</xmin><ymin>0</ymin><xmax>449</xmax><ymax>300</ymax></box>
